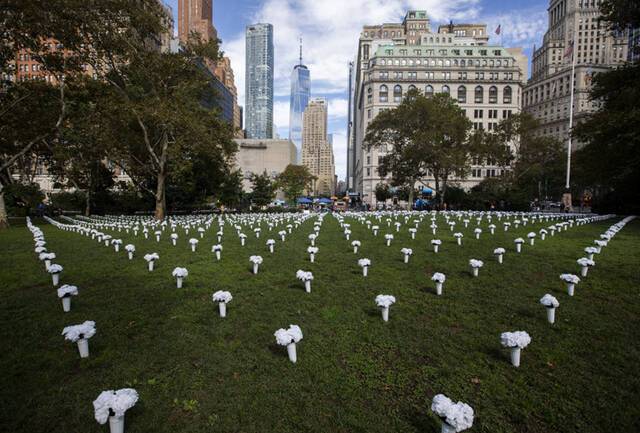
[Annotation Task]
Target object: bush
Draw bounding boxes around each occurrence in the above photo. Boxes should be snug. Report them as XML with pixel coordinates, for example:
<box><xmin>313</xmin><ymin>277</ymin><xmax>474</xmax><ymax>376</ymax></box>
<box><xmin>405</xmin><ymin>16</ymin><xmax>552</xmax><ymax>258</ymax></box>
<box><xmin>49</xmin><ymin>191</ymin><xmax>86</xmax><ymax>213</ymax></box>
<box><xmin>4</xmin><ymin>183</ymin><xmax>45</xmax><ymax>217</ymax></box>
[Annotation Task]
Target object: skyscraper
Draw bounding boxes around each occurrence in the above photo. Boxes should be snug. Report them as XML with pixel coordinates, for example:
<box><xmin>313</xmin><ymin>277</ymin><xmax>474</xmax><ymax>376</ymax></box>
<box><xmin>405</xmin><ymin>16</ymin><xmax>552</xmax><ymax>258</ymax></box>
<box><xmin>523</xmin><ymin>0</ymin><xmax>629</xmax><ymax>146</ymax></box>
<box><xmin>245</xmin><ymin>23</ymin><xmax>274</xmax><ymax>139</ymax></box>
<box><xmin>289</xmin><ymin>38</ymin><xmax>310</xmax><ymax>163</ymax></box>
<box><xmin>178</xmin><ymin>0</ymin><xmax>217</xmax><ymax>43</ymax></box>
<box><xmin>302</xmin><ymin>98</ymin><xmax>335</xmax><ymax>196</ymax></box>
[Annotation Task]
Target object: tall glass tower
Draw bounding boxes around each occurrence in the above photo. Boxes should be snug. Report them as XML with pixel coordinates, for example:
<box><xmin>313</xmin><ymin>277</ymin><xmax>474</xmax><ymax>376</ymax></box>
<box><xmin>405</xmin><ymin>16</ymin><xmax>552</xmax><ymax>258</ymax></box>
<box><xmin>289</xmin><ymin>38</ymin><xmax>310</xmax><ymax>163</ymax></box>
<box><xmin>245</xmin><ymin>23</ymin><xmax>274</xmax><ymax>139</ymax></box>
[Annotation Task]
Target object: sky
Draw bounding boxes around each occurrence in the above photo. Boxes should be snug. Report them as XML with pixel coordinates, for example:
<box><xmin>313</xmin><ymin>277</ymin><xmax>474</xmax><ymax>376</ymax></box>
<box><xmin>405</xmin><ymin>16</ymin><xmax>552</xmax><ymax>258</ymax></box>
<box><xmin>165</xmin><ymin>0</ymin><xmax>550</xmax><ymax>181</ymax></box>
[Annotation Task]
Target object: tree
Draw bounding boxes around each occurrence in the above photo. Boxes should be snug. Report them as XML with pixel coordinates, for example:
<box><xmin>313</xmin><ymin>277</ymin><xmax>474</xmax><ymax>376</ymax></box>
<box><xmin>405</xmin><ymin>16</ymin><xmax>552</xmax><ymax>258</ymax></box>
<box><xmin>0</xmin><ymin>0</ymin><xmax>167</xmax><ymax>227</ymax></box>
<box><xmin>375</xmin><ymin>183</ymin><xmax>391</xmax><ymax>204</ymax></box>
<box><xmin>0</xmin><ymin>81</ymin><xmax>61</xmax><ymax>227</ymax></box>
<box><xmin>251</xmin><ymin>171</ymin><xmax>276</xmax><ymax>208</ymax></box>
<box><xmin>103</xmin><ymin>41</ymin><xmax>237</xmax><ymax>220</ymax></box>
<box><xmin>472</xmin><ymin>113</ymin><xmax>565</xmax><ymax>207</ymax></box>
<box><xmin>276</xmin><ymin>165</ymin><xmax>316</xmax><ymax>204</ymax></box>
<box><xmin>217</xmin><ymin>168</ymin><xmax>243</xmax><ymax>210</ymax></box>
<box><xmin>48</xmin><ymin>78</ymin><xmax>116</xmax><ymax>216</ymax></box>
<box><xmin>364</xmin><ymin>90</ymin><xmax>482</xmax><ymax>207</ymax></box>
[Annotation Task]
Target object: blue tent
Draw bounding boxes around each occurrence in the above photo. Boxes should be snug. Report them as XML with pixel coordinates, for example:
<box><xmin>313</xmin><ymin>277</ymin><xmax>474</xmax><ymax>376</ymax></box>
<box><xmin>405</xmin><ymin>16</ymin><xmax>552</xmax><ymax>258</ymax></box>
<box><xmin>297</xmin><ymin>197</ymin><xmax>313</xmax><ymax>204</ymax></box>
<box><xmin>318</xmin><ymin>198</ymin><xmax>333</xmax><ymax>204</ymax></box>
<box><xmin>422</xmin><ymin>187</ymin><xmax>434</xmax><ymax>194</ymax></box>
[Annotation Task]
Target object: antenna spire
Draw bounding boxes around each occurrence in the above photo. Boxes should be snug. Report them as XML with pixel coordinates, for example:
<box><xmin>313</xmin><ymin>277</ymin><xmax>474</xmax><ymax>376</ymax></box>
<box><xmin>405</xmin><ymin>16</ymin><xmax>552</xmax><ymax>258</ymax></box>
<box><xmin>299</xmin><ymin>36</ymin><xmax>303</xmax><ymax>65</ymax></box>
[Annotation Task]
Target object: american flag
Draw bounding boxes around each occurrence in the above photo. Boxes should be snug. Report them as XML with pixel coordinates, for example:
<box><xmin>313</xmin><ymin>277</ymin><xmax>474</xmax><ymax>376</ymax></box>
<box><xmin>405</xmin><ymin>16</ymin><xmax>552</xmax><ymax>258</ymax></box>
<box><xmin>564</xmin><ymin>40</ymin><xmax>574</xmax><ymax>58</ymax></box>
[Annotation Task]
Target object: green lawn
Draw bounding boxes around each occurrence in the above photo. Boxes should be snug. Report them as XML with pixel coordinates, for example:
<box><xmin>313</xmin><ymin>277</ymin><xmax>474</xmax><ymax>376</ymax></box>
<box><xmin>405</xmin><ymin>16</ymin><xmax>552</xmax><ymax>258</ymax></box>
<box><xmin>1</xmin><ymin>213</ymin><xmax>639</xmax><ymax>433</ymax></box>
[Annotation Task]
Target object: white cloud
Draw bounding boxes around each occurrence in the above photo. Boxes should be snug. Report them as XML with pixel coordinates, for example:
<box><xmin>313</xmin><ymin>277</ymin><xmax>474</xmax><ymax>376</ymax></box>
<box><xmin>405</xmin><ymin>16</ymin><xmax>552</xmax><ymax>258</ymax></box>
<box><xmin>483</xmin><ymin>8</ymin><xmax>548</xmax><ymax>48</ymax></box>
<box><xmin>220</xmin><ymin>0</ymin><xmax>547</xmax><ymax>180</ymax></box>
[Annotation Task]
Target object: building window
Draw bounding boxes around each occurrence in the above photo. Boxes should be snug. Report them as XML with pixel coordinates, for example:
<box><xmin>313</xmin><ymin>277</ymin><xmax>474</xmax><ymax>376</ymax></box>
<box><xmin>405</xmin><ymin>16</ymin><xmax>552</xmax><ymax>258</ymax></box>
<box><xmin>441</xmin><ymin>85</ymin><xmax>450</xmax><ymax>95</ymax></box>
<box><xmin>379</xmin><ymin>85</ymin><xmax>388</xmax><ymax>102</ymax></box>
<box><xmin>393</xmin><ymin>85</ymin><xmax>403</xmax><ymax>102</ymax></box>
<box><xmin>425</xmin><ymin>85</ymin><xmax>434</xmax><ymax>97</ymax></box>
<box><xmin>457</xmin><ymin>86</ymin><xmax>467</xmax><ymax>103</ymax></box>
<box><xmin>367</xmin><ymin>87</ymin><xmax>372</xmax><ymax>104</ymax></box>
<box><xmin>474</xmin><ymin>86</ymin><xmax>483</xmax><ymax>103</ymax></box>
<box><xmin>489</xmin><ymin>86</ymin><xmax>498</xmax><ymax>104</ymax></box>
<box><xmin>503</xmin><ymin>86</ymin><xmax>512</xmax><ymax>104</ymax></box>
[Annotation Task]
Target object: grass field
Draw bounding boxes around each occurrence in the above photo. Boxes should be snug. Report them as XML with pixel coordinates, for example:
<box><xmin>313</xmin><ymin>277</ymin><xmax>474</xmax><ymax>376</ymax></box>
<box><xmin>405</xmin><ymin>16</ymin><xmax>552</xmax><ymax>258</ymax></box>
<box><xmin>1</xmin><ymin>213</ymin><xmax>639</xmax><ymax>433</ymax></box>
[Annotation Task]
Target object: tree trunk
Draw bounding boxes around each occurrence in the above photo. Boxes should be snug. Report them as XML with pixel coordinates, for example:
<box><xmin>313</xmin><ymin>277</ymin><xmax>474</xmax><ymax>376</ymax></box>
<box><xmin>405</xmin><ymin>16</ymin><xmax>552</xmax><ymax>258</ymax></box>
<box><xmin>440</xmin><ymin>176</ymin><xmax>449</xmax><ymax>206</ymax></box>
<box><xmin>0</xmin><ymin>184</ymin><xmax>9</xmax><ymax>229</ymax></box>
<box><xmin>433</xmin><ymin>176</ymin><xmax>440</xmax><ymax>210</ymax></box>
<box><xmin>407</xmin><ymin>179</ymin><xmax>415</xmax><ymax>211</ymax></box>
<box><xmin>84</xmin><ymin>189</ymin><xmax>91</xmax><ymax>216</ymax></box>
<box><xmin>154</xmin><ymin>169</ymin><xmax>166</xmax><ymax>221</ymax></box>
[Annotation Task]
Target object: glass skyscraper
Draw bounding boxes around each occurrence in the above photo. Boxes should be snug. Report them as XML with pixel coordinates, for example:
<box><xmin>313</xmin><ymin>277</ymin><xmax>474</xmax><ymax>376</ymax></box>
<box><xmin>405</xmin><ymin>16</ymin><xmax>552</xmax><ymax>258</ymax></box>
<box><xmin>245</xmin><ymin>23</ymin><xmax>274</xmax><ymax>139</ymax></box>
<box><xmin>289</xmin><ymin>42</ymin><xmax>310</xmax><ymax>163</ymax></box>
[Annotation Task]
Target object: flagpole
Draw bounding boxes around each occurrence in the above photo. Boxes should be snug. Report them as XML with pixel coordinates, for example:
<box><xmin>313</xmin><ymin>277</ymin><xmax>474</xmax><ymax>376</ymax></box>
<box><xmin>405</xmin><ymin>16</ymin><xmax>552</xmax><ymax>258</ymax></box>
<box><xmin>565</xmin><ymin>41</ymin><xmax>577</xmax><ymax>190</ymax></box>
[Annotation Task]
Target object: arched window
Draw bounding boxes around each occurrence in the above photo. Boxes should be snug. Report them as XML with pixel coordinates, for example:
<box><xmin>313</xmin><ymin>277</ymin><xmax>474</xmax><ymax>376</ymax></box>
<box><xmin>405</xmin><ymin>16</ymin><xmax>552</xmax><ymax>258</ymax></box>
<box><xmin>425</xmin><ymin>85</ymin><xmax>434</xmax><ymax>97</ymax></box>
<box><xmin>379</xmin><ymin>85</ymin><xmax>388</xmax><ymax>102</ymax></box>
<box><xmin>393</xmin><ymin>85</ymin><xmax>403</xmax><ymax>102</ymax></box>
<box><xmin>442</xmin><ymin>85</ymin><xmax>450</xmax><ymax>95</ymax></box>
<box><xmin>457</xmin><ymin>85</ymin><xmax>467</xmax><ymax>103</ymax></box>
<box><xmin>461</xmin><ymin>59</ymin><xmax>466</xmax><ymax>67</ymax></box>
<box><xmin>474</xmin><ymin>86</ymin><xmax>483</xmax><ymax>103</ymax></box>
<box><xmin>367</xmin><ymin>87</ymin><xmax>373</xmax><ymax>104</ymax></box>
<box><xmin>408</xmin><ymin>84</ymin><xmax>417</xmax><ymax>92</ymax></box>
<box><xmin>489</xmin><ymin>86</ymin><xmax>498</xmax><ymax>104</ymax></box>
<box><xmin>503</xmin><ymin>86</ymin><xmax>512</xmax><ymax>104</ymax></box>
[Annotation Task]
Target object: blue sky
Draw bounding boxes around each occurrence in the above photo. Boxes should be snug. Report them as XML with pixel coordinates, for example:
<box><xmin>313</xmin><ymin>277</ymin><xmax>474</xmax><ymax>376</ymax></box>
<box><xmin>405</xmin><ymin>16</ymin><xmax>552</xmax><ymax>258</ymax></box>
<box><xmin>165</xmin><ymin>0</ymin><xmax>550</xmax><ymax>180</ymax></box>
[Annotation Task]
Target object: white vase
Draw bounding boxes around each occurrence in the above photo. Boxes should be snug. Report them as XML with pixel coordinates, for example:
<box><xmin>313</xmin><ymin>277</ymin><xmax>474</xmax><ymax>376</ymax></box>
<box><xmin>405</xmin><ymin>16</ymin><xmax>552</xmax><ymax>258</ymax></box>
<box><xmin>200</xmin><ymin>233</ymin><xmax>204</xmax><ymax>239</ymax></box>
<box><xmin>172</xmin><ymin>239</ymin><xmax>176</xmax><ymax>246</ymax></box>
<box><xmin>305</xmin><ymin>280</ymin><xmax>311</xmax><ymax>293</ymax></box>
<box><xmin>310</xmin><ymin>240</ymin><xmax>315</xmax><ymax>246</ymax></box>
<box><xmin>588</xmin><ymin>253</ymin><xmax>594</xmax><ymax>260</ymax></box>
<box><xmin>433</xmin><ymin>245</ymin><xmax>439</xmax><ymax>253</ymax></box>
<box><xmin>498</xmin><ymin>254</ymin><xmax>503</xmax><ymax>264</ymax></box>
<box><xmin>156</xmin><ymin>235</ymin><xmax>160</xmax><ymax>242</ymax></box>
<box><xmin>176</xmin><ymin>277</ymin><xmax>183</xmax><ymax>289</ymax></box>
<box><xmin>516</xmin><ymin>243</ymin><xmax>522</xmax><ymax>253</ymax></box>
<box><xmin>373</xmin><ymin>230</ymin><xmax>378</xmax><ymax>236</ymax></box>
<box><xmin>52</xmin><ymin>273</ymin><xmax>60</xmax><ymax>286</ymax></box>
<box><xmin>567</xmin><ymin>283</ymin><xmax>575</xmax><ymax>296</ymax></box>
<box><xmin>191</xmin><ymin>244</ymin><xmax>196</xmax><ymax>252</ymax></box>
<box><xmin>381</xmin><ymin>306</ymin><xmax>389</xmax><ymax>322</ymax></box>
<box><xmin>219</xmin><ymin>302</ymin><xmax>227</xmax><ymax>317</ymax></box>
<box><xmin>128</xmin><ymin>252</ymin><xmax>133</xmax><ymax>260</ymax></box>
<box><xmin>530</xmin><ymin>238</ymin><xmax>535</xmax><ymax>246</ymax></box>
<box><xmin>62</xmin><ymin>296</ymin><xmax>71</xmax><ymax>312</ymax></box>
<box><xmin>310</xmin><ymin>254</ymin><xmax>315</xmax><ymax>263</ymax></box>
<box><xmin>281</xmin><ymin>235</ymin><xmax>286</xmax><ymax>241</ymax></box>
<box><xmin>45</xmin><ymin>259</ymin><xmax>51</xmax><ymax>270</ymax></box>
<box><xmin>403</xmin><ymin>255</ymin><xmax>409</xmax><ymax>263</ymax></box>
<box><xmin>253</xmin><ymin>263</ymin><xmax>259</xmax><ymax>274</ymax></box>
<box><xmin>541</xmin><ymin>233</ymin><xmax>546</xmax><ymax>240</ymax></box>
<box><xmin>215</xmin><ymin>251</ymin><xmax>221</xmax><ymax>261</ymax></box>
<box><xmin>353</xmin><ymin>247</ymin><xmax>358</xmax><ymax>254</ymax></box>
<box><xmin>581</xmin><ymin>266</ymin><xmax>588</xmax><ymax>277</ymax></box>
<box><xmin>287</xmin><ymin>342</ymin><xmax>297</xmax><ymax>363</ymax></box>
<box><xmin>269</xmin><ymin>245</ymin><xmax>274</xmax><ymax>253</ymax></box>
<box><xmin>148</xmin><ymin>261</ymin><xmax>154</xmax><ymax>272</ymax></box>
<box><xmin>346</xmin><ymin>234</ymin><xmax>350</xmax><ymax>240</ymax></box>
<box><xmin>475</xmin><ymin>233</ymin><xmax>480</xmax><ymax>240</ymax></box>
<box><xmin>546</xmin><ymin>306</ymin><xmax>556</xmax><ymax>324</ymax></box>
<box><xmin>436</xmin><ymin>282</ymin><xmax>443</xmax><ymax>295</ymax></box>
<box><xmin>362</xmin><ymin>266</ymin><xmax>368</xmax><ymax>277</ymax></box>
<box><xmin>490</xmin><ymin>228</ymin><xmax>495</xmax><ymax>235</ymax></box>
<box><xmin>510</xmin><ymin>347</ymin><xmax>521</xmax><ymax>367</ymax></box>
<box><xmin>432</xmin><ymin>229</ymin><xmax>436</xmax><ymax>235</ymax></box>
<box><xmin>77</xmin><ymin>338</ymin><xmax>90</xmax><ymax>358</ymax></box>
<box><xmin>472</xmin><ymin>267</ymin><xmax>479</xmax><ymax>277</ymax></box>
<box><xmin>114</xmin><ymin>244</ymin><xmax>120</xmax><ymax>252</ymax></box>
<box><xmin>105</xmin><ymin>240</ymin><xmax>110</xmax><ymax>247</ymax></box>
<box><xmin>108</xmin><ymin>415</ymin><xmax>125</xmax><ymax>433</ymax></box>
<box><xmin>411</xmin><ymin>233</ymin><xmax>415</xmax><ymax>239</ymax></box>
<box><xmin>441</xmin><ymin>422</ymin><xmax>456</xmax><ymax>433</ymax></box>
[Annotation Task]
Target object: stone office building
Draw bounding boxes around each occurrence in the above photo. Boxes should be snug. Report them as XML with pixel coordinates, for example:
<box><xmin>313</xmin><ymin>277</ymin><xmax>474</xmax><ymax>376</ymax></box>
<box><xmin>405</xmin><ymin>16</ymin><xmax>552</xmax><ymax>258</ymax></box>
<box><xmin>350</xmin><ymin>11</ymin><xmax>527</xmax><ymax>206</ymax></box>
